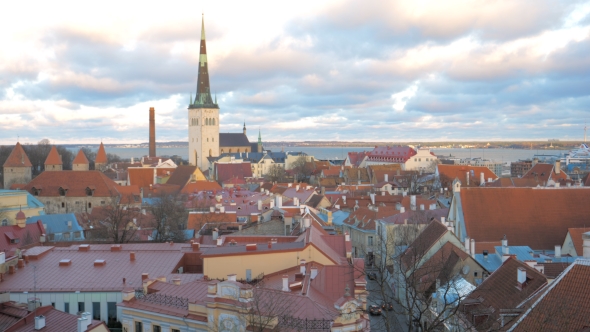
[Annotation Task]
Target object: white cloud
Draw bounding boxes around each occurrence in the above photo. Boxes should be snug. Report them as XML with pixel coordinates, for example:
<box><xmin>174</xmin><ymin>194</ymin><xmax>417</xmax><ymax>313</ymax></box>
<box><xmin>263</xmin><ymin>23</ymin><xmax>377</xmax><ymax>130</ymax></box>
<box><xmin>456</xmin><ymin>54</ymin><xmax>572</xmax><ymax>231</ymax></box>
<box><xmin>391</xmin><ymin>82</ymin><xmax>419</xmax><ymax>112</ymax></box>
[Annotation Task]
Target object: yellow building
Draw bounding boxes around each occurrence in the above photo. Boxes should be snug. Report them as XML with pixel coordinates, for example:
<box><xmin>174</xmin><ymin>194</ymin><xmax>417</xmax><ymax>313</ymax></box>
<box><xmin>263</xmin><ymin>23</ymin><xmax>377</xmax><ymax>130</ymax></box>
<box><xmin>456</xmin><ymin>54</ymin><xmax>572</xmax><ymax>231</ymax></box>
<box><xmin>0</xmin><ymin>190</ymin><xmax>44</xmax><ymax>226</ymax></box>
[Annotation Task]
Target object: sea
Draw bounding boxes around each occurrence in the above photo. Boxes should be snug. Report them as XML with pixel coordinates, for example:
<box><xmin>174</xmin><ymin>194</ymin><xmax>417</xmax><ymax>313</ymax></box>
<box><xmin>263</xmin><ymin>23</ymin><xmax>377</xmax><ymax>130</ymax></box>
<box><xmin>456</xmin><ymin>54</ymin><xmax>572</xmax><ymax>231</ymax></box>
<box><xmin>70</xmin><ymin>146</ymin><xmax>569</xmax><ymax>164</ymax></box>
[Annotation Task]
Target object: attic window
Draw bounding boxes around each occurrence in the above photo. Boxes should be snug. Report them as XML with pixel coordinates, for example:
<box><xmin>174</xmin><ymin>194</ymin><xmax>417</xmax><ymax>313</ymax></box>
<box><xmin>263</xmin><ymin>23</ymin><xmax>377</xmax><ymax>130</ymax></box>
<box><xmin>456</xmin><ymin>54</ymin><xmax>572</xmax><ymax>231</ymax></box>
<box><xmin>1</xmin><ymin>219</ymin><xmax>7</xmax><ymax>226</ymax></box>
<box><xmin>59</xmin><ymin>187</ymin><xmax>67</xmax><ymax>196</ymax></box>
<box><xmin>86</xmin><ymin>187</ymin><xmax>94</xmax><ymax>196</ymax></box>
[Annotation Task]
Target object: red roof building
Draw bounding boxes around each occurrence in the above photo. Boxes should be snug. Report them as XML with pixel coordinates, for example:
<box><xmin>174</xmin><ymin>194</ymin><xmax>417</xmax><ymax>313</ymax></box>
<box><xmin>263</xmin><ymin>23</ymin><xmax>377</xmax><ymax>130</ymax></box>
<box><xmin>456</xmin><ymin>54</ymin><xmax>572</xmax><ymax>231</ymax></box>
<box><xmin>3</xmin><ymin>143</ymin><xmax>32</xmax><ymax>189</ymax></box>
<box><xmin>72</xmin><ymin>149</ymin><xmax>90</xmax><ymax>171</ymax></box>
<box><xmin>43</xmin><ymin>146</ymin><xmax>63</xmax><ymax>171</ymax></box>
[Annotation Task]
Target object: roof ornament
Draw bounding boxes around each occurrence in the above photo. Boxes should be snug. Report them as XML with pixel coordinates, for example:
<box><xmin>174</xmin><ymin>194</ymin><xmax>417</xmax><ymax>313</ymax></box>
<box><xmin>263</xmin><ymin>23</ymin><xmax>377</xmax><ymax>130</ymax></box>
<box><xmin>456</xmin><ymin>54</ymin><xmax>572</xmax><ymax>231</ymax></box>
<box><xmin>344</xmin><ymin>285</ymin><xmax>350</xmax><ymax>297</ymax></box>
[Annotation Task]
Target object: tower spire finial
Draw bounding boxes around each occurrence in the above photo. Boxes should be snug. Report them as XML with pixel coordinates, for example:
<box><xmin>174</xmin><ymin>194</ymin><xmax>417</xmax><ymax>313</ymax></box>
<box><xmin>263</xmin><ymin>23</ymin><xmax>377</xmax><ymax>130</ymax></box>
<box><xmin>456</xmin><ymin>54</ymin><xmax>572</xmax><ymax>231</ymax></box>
<box><xmin>190</xmin><ymin>13</ymin><xmax>217</xmax><ymax>109</ymax></box>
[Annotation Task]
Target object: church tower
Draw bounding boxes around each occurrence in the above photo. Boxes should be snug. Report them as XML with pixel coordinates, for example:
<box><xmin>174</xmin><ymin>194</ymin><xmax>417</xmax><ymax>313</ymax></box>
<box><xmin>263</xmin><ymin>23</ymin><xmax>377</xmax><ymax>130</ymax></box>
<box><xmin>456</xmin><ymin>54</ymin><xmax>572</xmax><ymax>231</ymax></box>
<box><xmin>188</xmin><ymin>14</ymin><xmax>219</xmax><ymax>171</ymax></box>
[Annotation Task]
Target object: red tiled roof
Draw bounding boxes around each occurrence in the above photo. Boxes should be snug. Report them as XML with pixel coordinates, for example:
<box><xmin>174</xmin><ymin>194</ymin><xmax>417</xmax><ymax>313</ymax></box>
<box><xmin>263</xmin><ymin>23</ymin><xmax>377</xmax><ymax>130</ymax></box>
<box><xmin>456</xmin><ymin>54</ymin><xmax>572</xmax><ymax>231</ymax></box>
<box><xmin>411</xmin><ymin>241</ymin><xmax>470</xmax><ymax>294</ymax></box>
<box><xmin>181</xmin><ymin>181</ymin><xmax>222</xmax><ymax>194</ymax></box>
<box><xmin>214</xmin><ymin>163</ymin><xmax>253</xmax><ymax>183</ymax></box>
<box><xmin>72</xmin><ymin>149</ymin><xmax>89</xmax><ymax>164</ymax></box>
<box><xmin>24</xmin><ymin>171</ymin><xmax>120</xmax><ymax>198</ymax></box>
<box><xmin>128</xmin><ymin>168</ymin><xmax>154</xmax><ymax>187</ymax></box>
<box><xmin>44</xmin><ymin>146</ymin><xmax>62</xmax><ymax>165</ymax></box>
<box><xmin>187</xmin><ymin>212</ymin><xmax>236</xmax><ymax>229</ymax></box>
<box><xmin>512</xmin><ymin>260</ymin><xmax>590</xmax><ymax>331</ymax></box>
<box><xmin>0</xmin><ymin>221</ymin><xmax>45</xmax><ymax>252</ymax></box>
<box><xmin>3</xmin><ymin>143</ymin><xmax>32</xmax><ymax>167</ymax></box>
<box><xmin>4</xmin><ymin>305</ymin><xmax>103</xmax><ymax>332</ymax></box>
<box><xmin>460</xmin><ymin>187</ymin><xmax>590</xmax><ymax>250</ymax></box>
<box><xmin>522</xmin><ymin>163</ymin><xmax>568</xmax><ymax>183</ymax></box>
<box><xmin>346</xmin><ymin>151</ymin><xmax>370</xmax><ymax>167</ymax></box>
<box><xmin>461</xmin><ymin>257</ymin><xmax>547</xmax><ymax>331</ymax></box>
<box><xmin>438</xmin><ymin>164</ymin><xmax>497</xmax><ymax>187</ymax></box>
<box><xmin>343</xmin><ymin>206</ymin><xmax>399</xmax><ymax>230</ymax></box>
<box><xmin>167</xmin><ymin>165</ymin><xmax>198</xmax><ymax>187</ymax></box>
<box><xmin>567</xmin><ymin>227</ymin><xmax>590</xmax><ymax>256</ymax></box>
<box><xmin>117</xmin><ymin>185</ymin><xmax>141</xmax><ymax>204</ymax></box>
<box><xmin>95</xmin><ymin>142</ymin><xmax>108</xmax><ymax>164</ymax></box>
<box><xmin>368</xmin><ymin>145</ymin><xmax>416</xmax><ymax>163</ymax></box>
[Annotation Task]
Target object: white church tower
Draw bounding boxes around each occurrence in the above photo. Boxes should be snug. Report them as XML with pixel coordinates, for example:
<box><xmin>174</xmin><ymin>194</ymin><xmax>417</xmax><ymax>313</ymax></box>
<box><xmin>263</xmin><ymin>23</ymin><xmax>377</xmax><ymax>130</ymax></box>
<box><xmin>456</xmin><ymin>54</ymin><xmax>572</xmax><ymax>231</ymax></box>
<box><xmin>188</xmin><ymin>14</ymin><xmax>219</xmax><ymax>171</ymax></box>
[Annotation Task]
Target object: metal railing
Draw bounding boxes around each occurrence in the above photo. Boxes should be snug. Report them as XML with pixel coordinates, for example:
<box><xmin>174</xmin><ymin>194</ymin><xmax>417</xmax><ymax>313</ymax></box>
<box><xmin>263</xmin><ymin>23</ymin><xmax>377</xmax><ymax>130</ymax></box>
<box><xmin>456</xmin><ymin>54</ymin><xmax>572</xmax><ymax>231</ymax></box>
<box><xmin>135</xmin><ymin>288</ymin><xmax>189</xmax><ymax>310</ymax></box>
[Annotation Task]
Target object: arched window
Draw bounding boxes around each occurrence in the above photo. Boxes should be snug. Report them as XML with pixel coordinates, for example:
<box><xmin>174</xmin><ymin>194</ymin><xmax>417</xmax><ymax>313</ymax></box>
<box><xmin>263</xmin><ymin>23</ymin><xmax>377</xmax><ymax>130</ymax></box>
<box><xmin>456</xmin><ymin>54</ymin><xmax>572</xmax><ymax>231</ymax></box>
<box><xmin>205</xmin><ymin>118</ymin><xmax>209</xmax><ymax>126</ymax></box>
<box><xmin>196</xmin><ymin>119</ymin><xmax>198</xmax><ymax>126</ymax></box>
<box><xmin>212</xmin><ymin>118</ymin><xmax>215</xmax><ymax>125</ymax></box>
<box><xmin>229</xmin><ymin>149</ymin><xmax>232</xmax><ymax>153</ymax></box>
<box><xmin>1</xmin><ymin>219</ymin><xmax>7</xmax><ymax>226</ymax></box>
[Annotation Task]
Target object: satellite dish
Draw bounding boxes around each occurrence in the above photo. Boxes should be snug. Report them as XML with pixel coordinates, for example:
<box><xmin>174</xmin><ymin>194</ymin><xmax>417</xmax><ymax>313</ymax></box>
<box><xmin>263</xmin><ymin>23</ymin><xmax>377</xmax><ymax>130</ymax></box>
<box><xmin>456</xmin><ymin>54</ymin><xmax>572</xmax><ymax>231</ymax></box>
<box><xmin>462</xmin><ymin>265</ymin><xmax>470</xmax><ymax>275</ymax></box>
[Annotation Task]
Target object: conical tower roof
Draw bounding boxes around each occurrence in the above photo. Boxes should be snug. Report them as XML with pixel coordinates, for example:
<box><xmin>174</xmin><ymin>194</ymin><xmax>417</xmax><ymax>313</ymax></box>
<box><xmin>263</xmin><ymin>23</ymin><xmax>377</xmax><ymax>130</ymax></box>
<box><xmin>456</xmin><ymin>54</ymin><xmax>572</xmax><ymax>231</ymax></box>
<box><xmin>73</xmin><ymin>149</ymin><xmax>89</xmax><ymax>164</ymax></box>
<box><xmin>44</xmin><ymin>146</ymin><xmax>62</xmax><ymax>165</ymax></box>
<box><xmin>189</xmin><ymin>14</ymin><xmax>218</xmax><ymax>109</ymax></box>
<box><xmin>3</xmin><ymin>142</ymin><xmax>32</xmax><ymax>167</ymax></box>
<box><xmin>95</xmin><ymin>142</ymin><xmax>108</xmax><ymax>164</ymax></box>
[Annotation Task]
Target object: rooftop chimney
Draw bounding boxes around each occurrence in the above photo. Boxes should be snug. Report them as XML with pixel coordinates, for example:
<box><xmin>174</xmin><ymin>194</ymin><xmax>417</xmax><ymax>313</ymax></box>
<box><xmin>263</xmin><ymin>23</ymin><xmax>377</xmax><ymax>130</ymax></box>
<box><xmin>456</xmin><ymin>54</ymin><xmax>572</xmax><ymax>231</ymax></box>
<box><xmin>310</xmin><ymin>266</ymin><xmax>318</xmax><ymax>279</ymax></box>
<box><xmin>465</xmin><ymin>237</ymin><xmax>471</xmax><ymax>255</ymax></box>
<box><xmin>35</xmin><ymin>315</ymin><xmax>46</xmax><ymax>330</ymax></box>
<box><xmin>502</xmin><ymin>236</ymin><xmax>508</xmax><ymax>247</ymax></box>
<box><xmin>583</xmin><ymin>231</ymin><xmax>590</xmax><ymax>258</ymax></box>
<box><xmin>130</xmin><ymin>252</ymin><xmax>136</xmax><ymax>261</ymax></box>
<box><xmin>470</xmin><ymin>238</ymin><xmax>475</xmax><ymax>258</ymax></box>
<box><xmin>517</xmin><ymin>267</ymin><xmax>526</xmax><ymax>285</ymax></box>
<box><xmin>384</xmin><ymin>174</ymin><xmax>389</xmax><ymax>182</ymax></box>
<box><xmin>282</xmin><ymin>275</ymin><xmax>289</xmax><ymax>292</ymax></box>
<box><xmin>400</xmin><ymin>206</ymin><xmax>405</xmax><ymax>213</ymax></box>
<box><xmin>466</xmin><ymin>171</ymin><xmax>470</xmax><ymax>186</ymax></box>
<box><xmin>216</xmin><ymin>237</ymin><xmax>223</xmax><ymax>246</ymax></box>
<box><xmin>149</xmin><ymin>107</ymin><xmax>156</xmax><ymax>157</ymax></box>
<box><xmin>420</xmin><ymin>204</ymin><xmax>424</xmax><ymax>211</ymax></box>
<box><xmin>345</xmin><ymin>232</ymin><xmax>350</xmax><ymax>242</ymax></box>
<box><xmin>410</xmin><ymin>195</ymin><xmax>416</xmax><ymax>210</ymax></box>
<box><xmin>172</xmin><ymin>277</ymin><xmax>181</xmax><ymax>285</ymax></box>
<box><xmin>212</xmin><ymin>229</ymin><xmax>219</xmax><ymax>240</ymax></box>
<box><xmin>258</xmin><ymin>200</ymin><xmax>262</xmax><ymax>211</ymax></box>
<box><xmin>555</xmin><ymin>160</ymin><xmax>561</xmax><ymax>174</ymax></box>
<box><xmin>227</xmin><ymin>274</ymin><xmax>237</xmax><ymax>282</ymax></box>
<box><xmin>370</xmin><ymin>193</ymin><xmax>375</xmax><ymax>205</ymax></box>
<box><xmin>480</xmin><ymin>172</ymin><xmax>485</xmax><ymax>186</ymax></box>
<box><xmin>77</xmin><ymin>312</ymin><xmax>91</xmax><ymax>332</ymax></box>
<box><xmin>555</xmin><ymin>245</ymin><xmax>561</xmax><ymax>259</ymax></box>
<box><xmin>142</xmin><ymin>273</ymin><xmax>149</xmax><ymax>280</ymax></box>
<box><xmin>300</xmin><ymin>259</ymin><xmax>306</xmax><ymax>274</ymax></box>
<box><xmin>192</xmin><ymin>242</ymin><xmax>200</xmax><ymax>252</ymax></box>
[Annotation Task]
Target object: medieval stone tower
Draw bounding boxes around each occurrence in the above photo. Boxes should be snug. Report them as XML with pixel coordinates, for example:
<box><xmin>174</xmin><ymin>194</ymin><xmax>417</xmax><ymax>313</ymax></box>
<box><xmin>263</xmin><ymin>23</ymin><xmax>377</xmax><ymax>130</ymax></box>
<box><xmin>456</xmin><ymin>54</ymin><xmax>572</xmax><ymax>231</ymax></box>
<box><xmin>188</xmin><ymin>14</ymin><xmax>219</xmax><ymax>171</ymax></box>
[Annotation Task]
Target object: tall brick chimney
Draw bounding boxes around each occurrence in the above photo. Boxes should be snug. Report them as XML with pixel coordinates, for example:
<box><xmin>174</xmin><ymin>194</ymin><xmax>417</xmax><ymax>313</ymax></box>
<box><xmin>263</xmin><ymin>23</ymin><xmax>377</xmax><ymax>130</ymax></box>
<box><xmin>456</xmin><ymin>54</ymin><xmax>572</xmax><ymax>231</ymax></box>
<box><xmin>149</xmin><ymin>107</ymin><xmax>156</xmax><ymax>157</ymax></box>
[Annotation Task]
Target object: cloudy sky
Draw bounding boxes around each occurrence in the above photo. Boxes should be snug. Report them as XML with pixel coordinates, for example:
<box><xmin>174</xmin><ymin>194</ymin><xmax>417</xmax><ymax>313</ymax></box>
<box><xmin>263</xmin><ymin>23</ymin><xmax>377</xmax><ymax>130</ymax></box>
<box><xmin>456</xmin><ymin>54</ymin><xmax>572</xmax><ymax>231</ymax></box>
<box><xmin>1</xmin><ymin>0</ymin><xmax>590</xmax><ymax>144</ymax></box>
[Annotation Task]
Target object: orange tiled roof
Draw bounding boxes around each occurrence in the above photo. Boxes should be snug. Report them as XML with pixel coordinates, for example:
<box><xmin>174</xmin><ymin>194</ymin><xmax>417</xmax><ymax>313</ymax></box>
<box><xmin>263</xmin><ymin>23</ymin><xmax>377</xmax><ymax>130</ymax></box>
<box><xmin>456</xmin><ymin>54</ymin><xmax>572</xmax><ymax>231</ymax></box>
<box><xmin>44</xmin><ymin>146</ymin><xmax>62</xmax><ymax>165</ymax></box>
<box><xmin>187</xmin><ymin>212</ymin><xmax>236</xmax><ymax>229</ymax></box>
<box><xmin>438</xmin><ymin>164</ymin><xmax>497</xmax><ymax>187</ymax></box>
<box><xmin>461</xmin><ymin>257</ymin><xmax>548</xmax><ymax>330</ymax></box>
<box><xmin>95</xmin><ymin>142</ymin><xmax>108</xmax><ymax>164</ymax></box>
<box><xmin>567</xmin><ymin>227</ymin><xmax>590</xmax><ymax>256</ymax></box>
<box><xmin>24</xmin><ymin>171</ymin><xmax>120</xmax><ymax>197</ymax></box>
<box><xmin>522</xmin><ymin>163</ymin><xmax>569</xmax><ymax>183</ymax></box>
<box><xmin>72</xmin><ymin>149</ymin><xmax>89</xmax><ymax>164</ymax></box>
<box><xmin>460</xmin><ymin>187</ymin><xmax>590</xmax><ymax>250</ymax></box>
<box><xmin>181</xmin><ymin>181</ymin><xmax>222</xmax><ymax>194</ymax></box>
<box><xmin>128</xmin><ymin>168</ymin><xmax>154</xmax><ymax>188</ymax></box>
<box><xmin>117</xmin><ymin>185</ymin><xmax>141</xmax><ymax>204</ymax></box>
<box><xmin>3</xmin><ymin>142</ymin><xmax>32</xmax><ymax>167</ymax></box>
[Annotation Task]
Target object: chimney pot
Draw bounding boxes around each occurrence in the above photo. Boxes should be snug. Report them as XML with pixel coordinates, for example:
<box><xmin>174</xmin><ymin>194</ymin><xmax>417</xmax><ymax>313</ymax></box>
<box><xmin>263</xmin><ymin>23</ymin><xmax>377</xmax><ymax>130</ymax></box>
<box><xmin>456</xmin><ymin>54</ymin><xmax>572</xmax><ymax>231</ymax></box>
<box><xmin>517</xmin><ymin>267</ymin><xmax>526</xmax><ymax>284</ymax></box>
<box><xmin>172</xmin><ymin>278</ymin><xmax>181</xmax><ymax>285</ymax></box>
<box><xmin>142</xmin><ymin>273</ymin><xmax>149</xmax><ymax>280</ymax></box>
<box><xmin>130</xmin><ymin>252</ymin><xmax>136</xmax><ymax>261</ymax></box>
<box><xmin>282</xmin><ymin>275</ymin><xmax>289</xmax><ymax>292</ymax></box>
<box><xmin>227</xmin><ymin>274</ymin><xmax>237</xmax><ymax>282</ymax></box>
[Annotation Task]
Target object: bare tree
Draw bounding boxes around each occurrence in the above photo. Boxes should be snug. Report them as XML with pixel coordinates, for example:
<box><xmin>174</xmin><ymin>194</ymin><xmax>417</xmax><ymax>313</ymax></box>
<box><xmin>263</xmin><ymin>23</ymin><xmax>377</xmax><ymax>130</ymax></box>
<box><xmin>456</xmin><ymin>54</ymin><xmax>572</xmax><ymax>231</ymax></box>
<box><xmin>292</xmin><ymin>155</ymin><xmax>314</xmax><ymax>183</ymax></box>
<box><xmin>359</xmin><ymin>217</ymin><xmax>470</xmax><ymax>332</ymax></box>
<box><xmin>149</xmin><ymin>193</ymin><xmax>188</xmax><ymax>243</ymax></box>
<box><xmin>264</xmin><ymin>164</ymin><xmax>287</xmax><ymax>183</ymax></box>
<box><xmin>243</xmin><ymin>282</ymin><xmax>296</xmax><ymax>332</ymax></box>
<box><xmin>88</xmin><ymin>195</ymin><xmax>143</xmax><ymax>243</ymax></box>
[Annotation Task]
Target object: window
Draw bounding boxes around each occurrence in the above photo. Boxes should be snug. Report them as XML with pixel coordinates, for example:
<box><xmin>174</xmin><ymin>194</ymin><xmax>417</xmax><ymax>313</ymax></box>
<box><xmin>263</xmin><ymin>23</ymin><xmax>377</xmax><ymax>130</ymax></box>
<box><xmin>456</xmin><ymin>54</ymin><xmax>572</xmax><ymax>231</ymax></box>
<box><xmin>61</xmin><ymin>202</ymin><xmax>65</xmax><ymax>208</ymax></box>
<box><xmin>153</xmin><ymin>325</ymin><xmax>162</xmax><ymax>332</ymax></box>
<box><xmin>47</xmin><ymin>234</ymin><xmax>55</xmax><ymax>241</ymax></box>
<box><xmin>92</xmin><ymin>302</ymin><xmax>100</xmax><ymax>320</ymax></box>
<box><xmin>212</xmin><ymin>137</ymin><xmax>214</xmax><ymax>142</ymax></box>
<box><xmin>63</xmin><ymin>232</ymin><xmax>70</xmax><ymax>240</ymax></box>
<box><xmin>135</xmin><ymin>321</ymin><xmax>143</xmax><ymax>332</ymax></box>
<box><xmin>474</xmin><ymin>271</ymin><xmax>478</xmax><ymax>277</ymax></box>
<box><xmin>78</xmin><ymin>302</ymin><xmax>85</xmax><ymax>313</ymax></box>
<box><xmin>101</xmin><ymin>201</ymin><xmax>105</xmax><ymax>205</ymax></box>
<box><xmin>64</xmin><ymin>302</ymin><xmax>70</xmax><ymax>313</ymax></box>
<box><xmin>74</xmin><ymin>231</ymin><xmax>81</xmax><ymax>239</ymax></box>
<box><xmin>1</xmin><ymin>219</ymin><xmax>7</xmax><ymax>226</ymax></box>
<box><xmin>107</xmin><ymin>302</ymin><xmax>117</xmax><ymax>324</ymax></box>
<box><xmin>51</xmin><ymin>302</ymin><xmax>55</xmax><ymax>307</ymax></box>
<box><xmin>88</xmin><ymin>202</ymin><xmax>92</xmax><ymax>208</ymax></box>
<box><xmin>172</xmin><ymin>329</ymin><xmax>180</xmax><ymax>332</ymax></box>
<box><xmin>368</xmin><ymin>236</ymin><xmax>374</xmax><ymax>246</ymax></box>
<box><xmin>207</xmin><ymin>138</ymin><xmax>209</xmax><ymax>142</ymax></box>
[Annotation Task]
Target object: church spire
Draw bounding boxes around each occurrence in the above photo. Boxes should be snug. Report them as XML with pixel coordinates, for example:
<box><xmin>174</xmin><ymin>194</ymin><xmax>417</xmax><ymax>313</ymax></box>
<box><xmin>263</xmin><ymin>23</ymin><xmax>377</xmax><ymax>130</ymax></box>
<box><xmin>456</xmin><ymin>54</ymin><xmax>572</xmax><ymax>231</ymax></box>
<box><xmin>190</xmin><ymin>14</ymin><xmax>218</xmax><ymax>109</ymax></box>
<box><xmin>243</xmin><ymin>121</ymin><xmax>247</xmax><ymax>135</ymax></box>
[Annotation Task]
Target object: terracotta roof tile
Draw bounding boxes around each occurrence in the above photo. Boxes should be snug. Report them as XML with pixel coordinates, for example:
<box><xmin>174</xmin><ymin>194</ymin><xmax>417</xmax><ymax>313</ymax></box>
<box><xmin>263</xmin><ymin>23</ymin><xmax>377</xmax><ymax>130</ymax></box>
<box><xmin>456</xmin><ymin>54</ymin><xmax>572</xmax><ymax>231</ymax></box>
<box><xmin>522</xmin><ymin>163</ymin><xmax>568</xmax><ymax>183</ymax></box>
<box><xmin>127</xmin><ymin>168</ymin><xmax>155</xmax><ymax>187</ymax></box>
<box><xmin>214</xmin><ymin>163</ymin><xmax>253</xmax><ymax>183</ymax></box>
<box><xmin>460</xmin><ymin>187</ymin><xmax>590</xmax><ymax>250</ymax></box>
<box><xmin>0</xmin><ymin>221</ymin><xmax>45</xmax><ymax>253</ymax></box>
<box><xmin>44</xmin><ymin>146</ymin><xmax>62</xmax><ymax>166</ymax></box>
<box><xmin>167</xmin><ymin>166</ymin><xmax>199</xmax><ymax>187</ymax></box>
<box><xmin>181</xmin><ymin>181</ymin><xmax>222</xmax><ymax>194</ymax></box>
<box><xmin>24</xmin><ymin>171</ymin><xmax>120</xmax><ymax>198</ymax></box>
<box><xmin>72</xmin><ymin>149</ymin><xmax>89</xmax><ymax>164</ymax></box>
<box><xmin>3</xmin><ymin>143</ymin><xmax>32</xmax><ymax>167</ymax></box>
<box><xmin>512</xmin><ymin>260</ymin><xmax>590</xmax><ymax>331</ymax></box>
<box><xmin>95</xmin><ymin>142</ymin><xmax>108</xmax><ymax>164</ymax></box>
<box><xmin>438</xmin><ymin>164</ymin><xmax>497</xmax><ymax>188</ymax></box>
<box><xmin>461</xmin><ymin>257</ymin><xmax>548</xmax><ymax>330</ymax></box>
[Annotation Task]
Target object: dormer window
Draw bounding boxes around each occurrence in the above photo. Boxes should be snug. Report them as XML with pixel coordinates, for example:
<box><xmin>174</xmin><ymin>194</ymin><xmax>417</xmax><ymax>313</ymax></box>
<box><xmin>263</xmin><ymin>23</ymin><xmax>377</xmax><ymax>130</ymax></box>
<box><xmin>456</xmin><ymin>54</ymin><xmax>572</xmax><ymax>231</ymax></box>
<box><xmin>59</xmin><ymin>187</ymin><xmax>67</xmax><ymax>196</ymax></box>
<box><xmin>86</xmin><ymin>187</ymin><xmax>94</xmax><ymax>196</ymax></box>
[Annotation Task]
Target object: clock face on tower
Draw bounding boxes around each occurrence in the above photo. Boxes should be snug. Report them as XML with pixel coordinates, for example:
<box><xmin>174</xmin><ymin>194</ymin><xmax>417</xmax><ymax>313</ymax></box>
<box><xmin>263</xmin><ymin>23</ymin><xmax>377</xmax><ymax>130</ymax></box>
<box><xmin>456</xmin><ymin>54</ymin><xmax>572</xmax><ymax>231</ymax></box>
<box><xmin>218</xmin><ymin>315</ymin><xmax>241</xmax><ymax>332</ymax></box>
